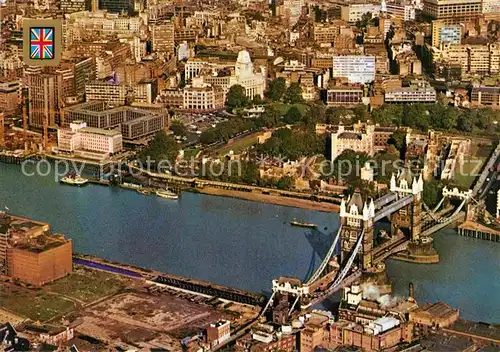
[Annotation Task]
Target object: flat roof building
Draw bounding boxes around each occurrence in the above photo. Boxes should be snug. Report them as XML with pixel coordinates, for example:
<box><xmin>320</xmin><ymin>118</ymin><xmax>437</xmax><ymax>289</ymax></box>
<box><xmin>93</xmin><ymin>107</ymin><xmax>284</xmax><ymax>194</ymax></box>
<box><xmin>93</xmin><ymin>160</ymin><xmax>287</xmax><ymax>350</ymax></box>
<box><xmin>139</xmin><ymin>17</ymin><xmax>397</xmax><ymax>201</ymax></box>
<box><xmin>332</xmin><ymin>56</ymin><xmax>376</xmax><ymax>84</ymax></box>
<box><xmin>64</xmin><ymin>102</ymin><xmax>167</xmax><ymax>141</ymax></box>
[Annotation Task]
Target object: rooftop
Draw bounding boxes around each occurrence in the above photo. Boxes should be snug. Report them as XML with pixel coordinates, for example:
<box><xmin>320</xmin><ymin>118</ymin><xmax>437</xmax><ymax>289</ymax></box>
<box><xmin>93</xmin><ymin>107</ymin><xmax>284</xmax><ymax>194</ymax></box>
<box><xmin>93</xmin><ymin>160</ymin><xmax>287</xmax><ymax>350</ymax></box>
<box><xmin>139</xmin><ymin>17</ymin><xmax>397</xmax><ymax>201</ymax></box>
<box><xmin>80</xmin><ymin>127</ymin><xmax>122</xmax><ymax>137</ymax></box>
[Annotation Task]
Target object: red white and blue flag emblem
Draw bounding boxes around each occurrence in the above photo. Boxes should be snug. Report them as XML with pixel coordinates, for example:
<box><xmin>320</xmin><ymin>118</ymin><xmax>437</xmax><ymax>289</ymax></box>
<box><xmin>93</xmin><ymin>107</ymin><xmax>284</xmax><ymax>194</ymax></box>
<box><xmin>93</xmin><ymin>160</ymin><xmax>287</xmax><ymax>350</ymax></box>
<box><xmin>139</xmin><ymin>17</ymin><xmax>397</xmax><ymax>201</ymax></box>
<box><xmin>30</xmin><ymin>27</ymin><xmax>54</xmax><ymax>60</ymax></box>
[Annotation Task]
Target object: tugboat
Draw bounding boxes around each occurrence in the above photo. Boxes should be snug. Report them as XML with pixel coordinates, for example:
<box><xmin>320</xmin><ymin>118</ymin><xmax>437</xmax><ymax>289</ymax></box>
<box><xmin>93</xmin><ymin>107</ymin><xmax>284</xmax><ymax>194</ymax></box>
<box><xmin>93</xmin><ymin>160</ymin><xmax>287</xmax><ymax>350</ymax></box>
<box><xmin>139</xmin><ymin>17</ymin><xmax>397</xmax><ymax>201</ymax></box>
<box><xmin>290</xmin><ymin>219</ymin><xmax>317</xmax><ymax>228</ymax></box>
<box><xmin>60</xmin><ymin>172</ymin><xmax>89</xmax><ymax>186</ymax></box>
<box><xmin>155</xmin><ymin>188</ymin><xmax>179</xmax><ymax>200</ymax></box>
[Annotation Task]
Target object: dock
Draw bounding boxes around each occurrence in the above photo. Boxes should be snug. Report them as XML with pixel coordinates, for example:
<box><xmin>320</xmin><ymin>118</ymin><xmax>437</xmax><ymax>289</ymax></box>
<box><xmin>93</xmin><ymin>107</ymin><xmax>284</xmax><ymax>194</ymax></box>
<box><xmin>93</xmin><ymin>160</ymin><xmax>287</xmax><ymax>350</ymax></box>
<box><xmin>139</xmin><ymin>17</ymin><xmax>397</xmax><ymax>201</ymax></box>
<box><xmin>457</xmin><ymin>221</ymin><xmax>500</xmax><ymax>242</ymax></box>
<box><xmin>73</xmin><ymin>253</ymin><xmax>266</xmax><ymax>307</ymax></box>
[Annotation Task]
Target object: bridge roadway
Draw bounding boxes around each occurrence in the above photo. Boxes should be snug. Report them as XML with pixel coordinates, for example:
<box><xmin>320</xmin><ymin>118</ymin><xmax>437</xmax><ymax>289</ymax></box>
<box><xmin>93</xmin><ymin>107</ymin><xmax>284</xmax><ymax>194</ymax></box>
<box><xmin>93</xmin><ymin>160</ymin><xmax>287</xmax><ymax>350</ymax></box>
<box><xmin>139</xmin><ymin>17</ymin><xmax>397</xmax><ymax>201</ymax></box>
<box><xmin>374</xmin><ymin>195</ymin><xmax>413</xmax><ymax>222</ymax></box>
<box><xmin>127</xmin><ymin>163</ymin><xmax>342</xmax><ymax>204</ymax></box>
<box><xmin>472</xmin><ymin>144</ymin><xmax>500</xmax><ymax>197</ymax></box>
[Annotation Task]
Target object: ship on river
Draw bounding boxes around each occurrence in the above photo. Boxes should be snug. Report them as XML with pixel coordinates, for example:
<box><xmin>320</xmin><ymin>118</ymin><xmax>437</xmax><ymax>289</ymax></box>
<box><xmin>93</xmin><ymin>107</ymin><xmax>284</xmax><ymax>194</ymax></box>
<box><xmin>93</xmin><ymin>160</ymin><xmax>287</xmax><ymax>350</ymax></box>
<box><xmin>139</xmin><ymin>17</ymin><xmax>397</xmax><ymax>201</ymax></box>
<box><xmin>60</xmin><ymin>172</ymin><xmax>89</xmax><ymax>186</ymax></box>
<box><xmin>290</xmin><ymin>220</ymin><xmax>317</xmax><ymax>228</ymax></box>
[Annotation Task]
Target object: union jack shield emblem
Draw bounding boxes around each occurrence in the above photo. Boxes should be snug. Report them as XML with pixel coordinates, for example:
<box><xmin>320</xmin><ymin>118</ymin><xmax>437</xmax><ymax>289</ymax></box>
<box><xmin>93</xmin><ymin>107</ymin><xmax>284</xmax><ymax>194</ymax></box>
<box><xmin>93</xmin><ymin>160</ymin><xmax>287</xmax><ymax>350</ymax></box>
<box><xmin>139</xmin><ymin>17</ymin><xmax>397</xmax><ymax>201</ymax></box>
<box><xmin>30</xmin><ymin>27</ymin><xmax>55</xmax><ymax>60</ymax></box>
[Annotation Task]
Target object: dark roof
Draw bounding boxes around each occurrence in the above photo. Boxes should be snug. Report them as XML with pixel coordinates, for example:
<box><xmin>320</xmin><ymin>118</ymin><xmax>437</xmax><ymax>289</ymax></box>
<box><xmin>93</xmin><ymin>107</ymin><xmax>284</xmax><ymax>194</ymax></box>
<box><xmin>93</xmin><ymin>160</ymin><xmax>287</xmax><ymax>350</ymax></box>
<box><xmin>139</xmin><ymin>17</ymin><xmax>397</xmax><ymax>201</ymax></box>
<box><xmin>347</xmin><ymin>192</ymin><xmax>364</xmax><ymax>210</ymax></box>
<box><xmin>338</xmin><ymin>132</ymin><xmax>362</xmax><ymax>140</ymax></box>
<box><xmin>472</xmin><ymin>86</ymin><xmax>500</xmax><ymax>94</ymax></box>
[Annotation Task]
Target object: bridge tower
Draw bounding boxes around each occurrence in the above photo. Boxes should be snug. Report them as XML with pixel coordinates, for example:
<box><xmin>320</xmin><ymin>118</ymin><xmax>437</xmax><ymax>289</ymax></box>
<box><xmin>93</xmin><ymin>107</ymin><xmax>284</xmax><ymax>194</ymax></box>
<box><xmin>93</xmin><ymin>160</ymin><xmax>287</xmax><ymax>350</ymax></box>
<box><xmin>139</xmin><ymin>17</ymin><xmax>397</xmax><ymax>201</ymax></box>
<box><xmin>390</xmin><ymin>170</ymin><xmax>424</xmax><ymax>241</ymax></box>
<box><xmin>339</xmin><ymin>191</ymin><xmax>375</xmax><ymax>270</ymax></box>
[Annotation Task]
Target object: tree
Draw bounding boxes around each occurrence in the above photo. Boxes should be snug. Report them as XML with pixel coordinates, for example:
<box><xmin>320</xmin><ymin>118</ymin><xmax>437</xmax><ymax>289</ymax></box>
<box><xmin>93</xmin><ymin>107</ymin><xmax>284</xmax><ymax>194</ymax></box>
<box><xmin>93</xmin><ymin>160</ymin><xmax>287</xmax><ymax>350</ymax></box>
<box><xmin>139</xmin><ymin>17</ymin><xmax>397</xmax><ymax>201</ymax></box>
<box><xmin>227</xmin><ymin>84</ymin><xmax>248</xmax><ymax>111</ymax></box>
<box><xmin>284</xmin><ymin>106</ymin><xmax>302</xmax><ymax>124</ymax></box>
<box><xmin>277</xmin><ymin>176</ymin><xmax>294</xmax><ymax>190</ymax></box>
<box><xmin>265</xmin><ymin>78</ymin><xmax>287</xmax><ymax>101</ymax></box>
<box><xmin>137</xmin><ymin>131</ymin><xmax>179</xmax><ymax>167</ymax></box>
<box><xmin>283</xmin><ymin>83</ymin><xmax>304</xmax><ymax>104</ymax></box>
<box><xmin>257</xmin><ymin>106</ymin><xmax>282</xmax><ymax>128</ymax></box>
<box><xmin>331</xmin><ymin>150</ymin><xmax>369</xmax><ymax>184</ymax></box>
<box><xmin>372</xmin><ymin>105</ymin><xmax>403</xmax><ymax>126</ymax></box>
<box><xmin>252</xmin><ymin>94</ymin><xmax>264</xmax><ymax>105</ymax></box>
<box><xmin>390</xmin><ymin>131</ymin><xmax>406</xmax><ymax>152</ymax></box>
<box><xmin>429</xmin><ymin>103</ymin><xmax>458</xmax><ymax>130</ymax></box>
<box><xmin>352</xmin><ymin>104</ymin><xmax>369</xmax><ymax>122</ymax></box>
<box><xmin>170</xmin><ymin>120</ymin><xmax>187</xmax><ymax>136</ymax></box>
<box><xmin>325</xmin><ymin>107</ymin><xmax>346</xmax><ymax>124</ymax></box>
<box><xmin>457</xmin><ymin>113</ymin><xmax>473</xmax><ymax>132</ymax></box>
<box><xmin>423</xmin><ymin>180</ymin><xmax>443</xmax><ymax>209</ymax></box>
<box><xmin>242</xmin><ymin>161</ymin><xmax>259</xmax><ymax>184</ymax></box>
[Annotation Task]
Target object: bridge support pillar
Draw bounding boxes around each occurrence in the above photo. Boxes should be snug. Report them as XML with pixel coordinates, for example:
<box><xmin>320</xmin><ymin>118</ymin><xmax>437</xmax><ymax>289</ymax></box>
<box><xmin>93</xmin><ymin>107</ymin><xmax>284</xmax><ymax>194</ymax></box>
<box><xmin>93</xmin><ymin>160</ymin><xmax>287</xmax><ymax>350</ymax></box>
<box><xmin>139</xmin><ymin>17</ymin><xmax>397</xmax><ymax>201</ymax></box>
<box><xmin>340</xmin><ymin>191</ymin><xmax>375</xmax><ymax>271</ymax></box>
<box><xmin>411</xmin><ymin>193</ymin><xmax>422</xmax><ymax>242</ymax></box>
<box><xmin>362</xmin><ymin>217</ymin><xmax>374</xmax><ymax>270</ymax></box>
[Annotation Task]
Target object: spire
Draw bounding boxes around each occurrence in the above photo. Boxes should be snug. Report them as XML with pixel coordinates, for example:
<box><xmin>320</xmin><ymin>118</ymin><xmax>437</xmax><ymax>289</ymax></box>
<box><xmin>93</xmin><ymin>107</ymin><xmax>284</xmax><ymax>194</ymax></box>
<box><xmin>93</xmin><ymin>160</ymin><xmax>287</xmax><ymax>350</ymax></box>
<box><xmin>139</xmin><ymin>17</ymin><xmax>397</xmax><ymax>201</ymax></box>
<box><xmin>418</xmin><ymin>173</ymin><xmax>424</xmax><ymax>192</ymax></box>
<box><xmin>340</xmin><ymin>197</ymin><xmax>347</xmax><ymax>217</ymax></box>
<box><xmin>369</xmin><ymin>198</ymin><xmax>375</xmax><ymax>218</ymax></box>
<box><xmin>390</xmin><ymin>173</ymin><xmax>396</xmax><ymax>192</ymax></box>
<box><xmin>363</xmin><ymin>201</ymin><xmax>370</xmax><ymax>220</ymax></box>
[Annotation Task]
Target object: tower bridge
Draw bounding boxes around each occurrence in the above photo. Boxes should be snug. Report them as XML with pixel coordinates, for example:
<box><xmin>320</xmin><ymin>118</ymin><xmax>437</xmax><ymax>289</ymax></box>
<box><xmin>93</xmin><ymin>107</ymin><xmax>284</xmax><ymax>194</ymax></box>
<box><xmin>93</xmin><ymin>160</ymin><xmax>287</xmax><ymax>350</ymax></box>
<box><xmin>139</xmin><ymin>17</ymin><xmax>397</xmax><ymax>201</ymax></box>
<box><xmin>265</xmin><ymin>170</ymin><xmax>477</xmax><ymax>321</ymax></box>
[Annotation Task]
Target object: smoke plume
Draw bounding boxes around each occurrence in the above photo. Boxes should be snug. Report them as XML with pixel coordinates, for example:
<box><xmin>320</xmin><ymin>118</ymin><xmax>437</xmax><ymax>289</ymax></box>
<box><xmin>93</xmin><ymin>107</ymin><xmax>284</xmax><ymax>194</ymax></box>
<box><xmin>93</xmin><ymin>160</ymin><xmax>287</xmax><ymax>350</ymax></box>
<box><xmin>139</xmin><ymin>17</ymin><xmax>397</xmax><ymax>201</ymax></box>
<box><xmin>361</xmin><ymin>283</ymin><xmax>404</xmax><ymax>309</ymax></box>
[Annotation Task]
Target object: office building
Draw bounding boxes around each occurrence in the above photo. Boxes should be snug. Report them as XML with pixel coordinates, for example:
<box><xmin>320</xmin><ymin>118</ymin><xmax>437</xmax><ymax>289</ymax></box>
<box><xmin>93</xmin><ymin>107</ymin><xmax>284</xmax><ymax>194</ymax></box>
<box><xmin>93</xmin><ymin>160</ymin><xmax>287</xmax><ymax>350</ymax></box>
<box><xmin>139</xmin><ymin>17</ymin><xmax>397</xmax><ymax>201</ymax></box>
<box><xmin>151</xmin><ymin>21</ymin><xmax>175</xmax><ymax>54</ymax></box>
<box><xmin>57</xmin><ymin>120</ymin><xmax>123</xmax><ymax>156</ymax></box>
<box><xmin>183</xmin><ymin>77</ymin><xmax>224</xmax><ymax>112</ymax></box>
<box><xmin>385</xmin><ymin>80</ymin><xmax>437</xmax><ymax>103</ymax></box>
<box><xmin>426</xmin><ymin>42</ymin><xmax>500</xmax><ymax>76</ymax></box>
<box><xmin>386</xmin><ymin>3</ymin><xmax>416</xmax><ymax>21</ymax></box>
<box><xmin>431</xmin><ymin>21</ymin><xmax>461</xmax><ymax>47</ymax></box>
<box><xmin>85</xmin><ymin>78</ymin><xmax>158</xmax><ymax>105</ymax></box>
<box><xmin>27</xmin><ymin>73</ymin><xmax>63</xmax><ymax>128</ymax></box>
<box><xmin>60</xmin><ymin>0</ymin><xmax>88</xmax><ymax>13</ymax></box>
<box><xmin>423</xmin><ymin>0</ymin><xmax>481</xmax><ymax>23</ymax></box>
<box><xmin>1</xmin><ymin>214</ymin><xmax>72</xmax><ymax>287</ymax></box>
<box><xmin>332</xmin><ymin>56</ymin><xmax>376</xmax><ymax>84</ymax></box>
<box><xmin>64</xmin><ymin>102</ymin><xmax>167</xmax><ymax>140</ymax></box>
<box><xmin>0</xmin><ymin>80</ymin><xmax>19</xmax><ymax>117</ymax></box>
<box><xmin>98</xmin><ymin>0</ymin><xmax>132</xmax><ymax>14</ymax></box>
<box><xmin>326</xmin><ymin>85</ymin><xmax>364</xmax><ymax>106</ymax></box>
<box><xmin>471</xmin><ymin>86</ymin><xmax>500</xmax><ymax>106</ymax></box>
<box><xmin>341</xmin><ymin>3</ymin><xmax>381</xmax><ymax>22</ymax></box>
<box><xmin>195</xmin><ymin>50</ymin><xmax>266</xmax><ymax>100</ymax></box>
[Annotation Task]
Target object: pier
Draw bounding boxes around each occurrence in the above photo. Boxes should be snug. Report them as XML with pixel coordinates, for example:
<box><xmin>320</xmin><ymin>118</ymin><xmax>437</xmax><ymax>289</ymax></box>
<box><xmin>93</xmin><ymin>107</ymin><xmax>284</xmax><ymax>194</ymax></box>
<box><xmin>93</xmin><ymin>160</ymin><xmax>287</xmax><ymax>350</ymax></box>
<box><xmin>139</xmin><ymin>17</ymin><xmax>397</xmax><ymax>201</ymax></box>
<box><xmin>458</xmin><ymin>221</ymin><xmax>500</xmax><ymax>242</ymax></box>
<box><xmin>72</xmin><ymin>254</ymin><xmax>266</xmax><ymax>307</ymax></box>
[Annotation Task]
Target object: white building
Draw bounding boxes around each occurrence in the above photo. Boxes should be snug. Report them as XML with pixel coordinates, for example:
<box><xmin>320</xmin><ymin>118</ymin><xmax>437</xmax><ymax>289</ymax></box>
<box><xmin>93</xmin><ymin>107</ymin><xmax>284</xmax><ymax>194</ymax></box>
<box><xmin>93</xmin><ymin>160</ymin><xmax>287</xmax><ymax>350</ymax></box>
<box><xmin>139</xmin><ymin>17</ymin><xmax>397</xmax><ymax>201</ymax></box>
<box><xmin>183</xmin><ymin>77</ymin><xmax>224</xmax><ymax>111</ymax></box>
<box><xmin>341</xmin><ymin>3</ymin><xmax>381</xmax><ymax>22</ymax></box>
<box><xmin>331</xmin><ymin>124</ymin><xmax>375</xmax><ymax>161</ymax></box>
<box><xmin>386</xmin><ymin>3</ymin><xmax>416</xmax><ymax>21</ymax></box>
<box><xmin>332</xmin><ymin>56</ymin><xmax>376</xmax><ymax>84</ymax></box>
<box><xmin>385</xmin><ymin>81</ymin><xmax>437</xmax><ymax>103</ymax></box>
<box><xmin>189</xmin><ymin>50</ymin><xmax>266</xmax><ymax>100</ymax></box>
<box><xmin>233</xmin><ymin>50</ymin><xmax>266</xmax><ymax>99</ymax></box>
<box><xmin>57</xmin><ymin>121</ymin><xmax>123</xmax><ymax>157</ymax></box>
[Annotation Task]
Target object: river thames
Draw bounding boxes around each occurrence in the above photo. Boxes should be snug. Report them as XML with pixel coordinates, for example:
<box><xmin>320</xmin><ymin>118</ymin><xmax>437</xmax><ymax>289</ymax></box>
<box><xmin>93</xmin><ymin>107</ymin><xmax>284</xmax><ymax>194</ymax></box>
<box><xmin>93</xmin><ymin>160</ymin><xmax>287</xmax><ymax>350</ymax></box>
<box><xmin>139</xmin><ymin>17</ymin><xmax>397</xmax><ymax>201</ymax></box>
<box><xmin>0</xmin><ymin>163</ymin><xmax>498</xmax><ymax>323</ymax></box>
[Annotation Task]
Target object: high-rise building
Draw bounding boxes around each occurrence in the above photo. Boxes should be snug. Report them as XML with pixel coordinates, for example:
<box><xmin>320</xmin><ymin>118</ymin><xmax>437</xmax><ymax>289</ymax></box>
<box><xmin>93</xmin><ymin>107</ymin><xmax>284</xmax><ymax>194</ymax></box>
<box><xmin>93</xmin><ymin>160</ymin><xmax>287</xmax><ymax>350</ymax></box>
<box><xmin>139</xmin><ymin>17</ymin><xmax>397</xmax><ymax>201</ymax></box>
<box><xmin>423</xmin><ymin>0</ymin><xmax>481</xmax><ymax>23</ymax></box>
<box><xmin>27</xmin><ymin>73</ymin><xmax>63</xmax><ymax>128</ymax></box>
<box><xmin>98</xmin><ymin>0</ymin><xmax>132</xmax><ymax>14</ymax></box>
<box><xmin>151</xmin><ymin>21</ymin><xmax>175</xmax><ymax>54</ymax></box>
<box><xmin>332</xmin><ymin>56</ymin><xmax>376</xmax><ymax>84</ymax></box>
<box><xmin>341</xmin><ymin>3</ymin><xmax>381</xmax><ymax>22</ymax></box>
<box><xmin>0</xmin><ymin>80</ymin><xmax>19</xmax><ymax>117</ymax></box>
<box><xmin>431</xmin><ymin>21</ymin><xmax>461</xmax><ymax>47</ymax></box>
<box><xmin>60</xmin><ymin>0</ymin><xmax>89</xmax><ymax>13</ymax></box>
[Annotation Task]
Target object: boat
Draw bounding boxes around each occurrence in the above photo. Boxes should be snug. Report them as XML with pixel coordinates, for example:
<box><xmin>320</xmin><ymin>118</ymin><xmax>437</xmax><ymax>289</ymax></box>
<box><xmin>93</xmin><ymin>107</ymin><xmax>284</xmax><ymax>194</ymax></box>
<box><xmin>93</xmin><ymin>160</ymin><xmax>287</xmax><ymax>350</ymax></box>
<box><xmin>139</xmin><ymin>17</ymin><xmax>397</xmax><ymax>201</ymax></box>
<box><xmin>60</xmin><ymin>173</ymin><xmax>89</xmax><ymax>186</ymax></box>
<box><xmin>290</xmin><ymin>220</ymin><xmax>317</xmax><ymax>228</ymax></box>
<box><xmin>155</xmin><ymin>188</ymin><xmax>179</xmax><ymax>200</ymax></box>
<box><xmin>137</xmin><ymin>188</ymin><xmax>151</xmax><ymax>195</ymax></box>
